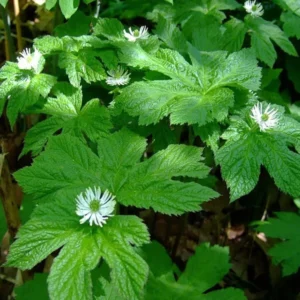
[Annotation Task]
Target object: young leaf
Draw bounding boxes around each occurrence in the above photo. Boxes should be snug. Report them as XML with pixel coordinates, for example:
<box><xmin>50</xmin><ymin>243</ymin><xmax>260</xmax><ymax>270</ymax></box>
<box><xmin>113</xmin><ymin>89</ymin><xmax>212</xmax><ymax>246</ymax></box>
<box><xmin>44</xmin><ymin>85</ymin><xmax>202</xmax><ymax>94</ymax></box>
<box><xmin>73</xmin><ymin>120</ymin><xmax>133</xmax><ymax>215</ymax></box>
<box><xmin>21</xmin><ymin>83</ymin><xmax>112</xmax><ymax>156</ymax></box>
<box><xmin>15</xmin><ymin>129</ymin><xmax>217</xmax><ymax>214</ymax></box>
<box><xmin>6</xmin><ymin>199</ymin><xmax>150</xmax><ymax>300</ymax></box>
<box><xmin>58</xmin><ymin>49</ymin><xmax>106</xmax><ymax>87</ymax></box>
<box><xmin>257</xmin><ymin>212</ymin><xmax>300</xmax><ymax>276</ymax></box>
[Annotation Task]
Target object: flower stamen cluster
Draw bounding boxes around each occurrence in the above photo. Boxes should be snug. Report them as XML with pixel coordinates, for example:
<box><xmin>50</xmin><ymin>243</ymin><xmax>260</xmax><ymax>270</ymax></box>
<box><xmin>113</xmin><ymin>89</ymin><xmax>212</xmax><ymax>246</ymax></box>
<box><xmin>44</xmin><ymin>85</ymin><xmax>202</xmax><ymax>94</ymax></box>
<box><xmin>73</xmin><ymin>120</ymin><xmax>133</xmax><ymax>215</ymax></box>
<box><xmin>123</xmin><ymin>26</ymin><xmax>149</xmax><ymax>42</ymax></box>
<box><xmin>106</xmin><ymin>66</ymin><xmax>131</xmax><ymax>86</ymax></box>
<box><xmin>244</xmin><ymin>0</ymin><xmax>264</xmax><ymax>17</ymax></box>
<box><xmin>17</xmin><ymin>47</ymin><xmax>42</xmax><ymax>73</ymax></box>
<box><xmin>75</xmin><ymin>187</ymin><xmax>116</xmax><ymax>227</ymax></box>
<box><xmin>250</xmin><ymin>103</ymin><xmax>279</xmax><ymax>131</ymax></box>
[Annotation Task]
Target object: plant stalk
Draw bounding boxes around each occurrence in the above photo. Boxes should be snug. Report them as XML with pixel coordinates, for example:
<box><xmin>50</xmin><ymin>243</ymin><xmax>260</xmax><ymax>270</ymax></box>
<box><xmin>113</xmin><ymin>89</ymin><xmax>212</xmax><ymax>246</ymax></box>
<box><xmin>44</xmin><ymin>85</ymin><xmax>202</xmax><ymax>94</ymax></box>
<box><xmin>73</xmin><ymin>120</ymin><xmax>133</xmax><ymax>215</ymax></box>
<box><xmin>13</xmin><ymin>0</ymin><xmax>23</xmax><ymax>52</ymax></box>
<box><xmin>0</xmin><ymin>156</ymin><xmax>20</xmax><ymax>239</ymax></box>
<box><xmin>0</xmin><ymin>5</ymin><xmax>16</xmax><ymax>61</ymax></box>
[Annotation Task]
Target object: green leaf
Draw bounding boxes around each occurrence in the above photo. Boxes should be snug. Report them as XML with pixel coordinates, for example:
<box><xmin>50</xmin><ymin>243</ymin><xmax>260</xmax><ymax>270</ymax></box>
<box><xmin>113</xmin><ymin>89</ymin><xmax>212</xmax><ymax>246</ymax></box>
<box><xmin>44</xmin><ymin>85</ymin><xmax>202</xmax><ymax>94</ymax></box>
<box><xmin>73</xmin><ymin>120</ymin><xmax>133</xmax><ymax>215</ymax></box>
<box><xmin>139</xmin><ymin>241</ymin><xmax>174</xmax><ymax>277</ymax></box>
<box><xmin>48</xmin><ymin>234</ymin><xmax>100</xmax><ymax>300</ymax></box>
<box><xmin>96</xmin><ymin>278</ymin><xmax>120</xmax><ymax>299</ymax></box>
<box><xmin>281</xmin><ymin>11</ymin><xmax>300</xmax><ymax>39</ymax></box>
<box><xmin>216</xmin><ymin>105</ymin><xmax>300</xmax><ymax>200</ymax></box>
<box><xmin>0</xmin><ymin>0</ymin><xmax>8</xmax><ymax>7</ymax></box>
<box><xmin>116</xmin><ymin>46</ymin><xmax>261</xmax><ymax>126</ymax></box>
<box><xmin>201</xmin><ymin>288</ymin><xmax>247</xmax><ymax>300</ymax></box>
<box><xmin>1</xmin><ymin>71</ymin><xmax>56</xmax><ymax>127</ymax></box>
<box><xmin>99</xmin><ymin>241</ymin><xmax>245</xmax><ymax>300</ymax></box>
<box><xmin>22</xmin><ymin>83</ymin><xmax>112</xmax><ymax>156</ymax></box>
<box><xmin>119</xmin><ymin>46</ymin><xmax>196</xmax><ymax>82</ymax></box>
<box><xmin>93</xmin><ymin>18</ymin><xmax>124</xmax><ymax>40</ymax></box>
<box><xmin>175</xmin><ymin>0</ymin><xmax>240</xmax><ymax>26</ymax></box>
<box><xmin>144</xmin><ymin>243</ymin><xmax>246</xmax><ymax>300</ymax></box>
<box><xmin>246</xmin><ymin>16</ymin><xmax>298</xmax><ymax>67</ymax></box>
<box><xmin>179</xmin><ymin>243</ymin><xmax>231</xmax><ymax>292</ymax></box>
<box><xmin>34</xmin><ymin>36</ymin><xmax>64</xmax><ymax>54</ymax></box>
<box><xmin>205</xmin><ymin>48</ymin><xmax>262</xmax><ymax>91</ymax></box>
<box><xmin>276</xmin><ymin>0</ymin><xmax>300</xmax><ymax>16</ymax></box>
<box><xmin>16</xmin><ymin>130</ymin><xmax>217</xmax><ymax>214</ymax></box>
<box><xmin>5</xmin><ymin>210</ymin><xmax>77</xmax><ymax>269</ymax></box>
<box><xmin>191</xmin><ymin>21</ymin><xmax>224</xmax><ymax>52</ymax></box>
<box><xmin>155</xmin><ymin>15</ymin><xmax>187</xmax><ymax>53</ymax></box>
<box><xmin>14</xmin><ymin>274</ymin><xmax>49</xmax><ymax>300</ymax></box>
<box><xmin>58</xmin><ymin>49</ymin><xmax>106</xmax><ymax>87</ymax></box>
<box><xmin>97</xmin><ymin>128</ymin><xmax>147</xmax><ymax>172</ymax></box>
<box><xmin>6</xmin><ymin>198</ymin><xmax>150</xmax><ymax>300</ymax></box>
<box><xmin>286</xmin><ymin>57</ymin><xmax>300</xmax><ymax>93</ymax></box>
<box><xmin>55</xmin><ymin>10</ymin><xmax>93</xmax><ymax>37</ymax></box>
<box><xmin>257</xmin><ymin>212</ymin><xmax>300</xmax><ymax>276</ymax></box>
<box><xmin>45</xmin><ymin>0</ymin><xmax>57</xmax><ymax>10</ymax></box>
<box><xmin>216</xmin><ymin>133</ymin><xmax>262</xmax><ymax>201</ymax></box>
<box><xmin>194</xmin><ymin>122</ymin><xmax>221</xmax><ymax>153</ymax></box>
<box><xmin>222</xmin><ymin>18</ymin><xmax>247</xmax><ymax>52</ymax></box>
<box><xmin>114</xmin><ymin>81</ymin><xmax>232</xmax><ymax>126</ymax></box>
<box><xmin>15</xmin><ymin>135</ymin><xmax>105</xmax><ymax>202</ymax></box>
<box><xmin>117</xmin><ymin>142</ymin><xmax>218</xmax><ymax>214</ymax></box>
<box><xmin>59</xmin><ymin>0</ymin><xmax>79</xmax><ymax>19</ymax></box>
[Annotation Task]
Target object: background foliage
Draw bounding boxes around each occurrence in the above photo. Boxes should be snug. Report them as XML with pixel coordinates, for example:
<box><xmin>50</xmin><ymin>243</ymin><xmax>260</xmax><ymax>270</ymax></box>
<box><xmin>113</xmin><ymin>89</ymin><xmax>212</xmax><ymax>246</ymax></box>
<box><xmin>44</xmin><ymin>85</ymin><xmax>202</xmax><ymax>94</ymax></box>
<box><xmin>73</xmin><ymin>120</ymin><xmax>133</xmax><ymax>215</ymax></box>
<box><xmin>0</xmin><ymin>0</ymin><xmax>300</xmax><ymax>299</ymax></box>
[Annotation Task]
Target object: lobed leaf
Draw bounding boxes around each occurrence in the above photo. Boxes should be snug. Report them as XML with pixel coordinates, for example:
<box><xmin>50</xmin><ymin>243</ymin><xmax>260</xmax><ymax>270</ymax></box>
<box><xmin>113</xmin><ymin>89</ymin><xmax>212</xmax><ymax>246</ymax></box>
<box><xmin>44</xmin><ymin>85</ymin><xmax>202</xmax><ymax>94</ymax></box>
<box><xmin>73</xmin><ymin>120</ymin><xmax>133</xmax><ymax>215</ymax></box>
<box><xmin>257</xmin><ymin>212</ymin><xmax>300</xmax><ymax>276</ymax></box>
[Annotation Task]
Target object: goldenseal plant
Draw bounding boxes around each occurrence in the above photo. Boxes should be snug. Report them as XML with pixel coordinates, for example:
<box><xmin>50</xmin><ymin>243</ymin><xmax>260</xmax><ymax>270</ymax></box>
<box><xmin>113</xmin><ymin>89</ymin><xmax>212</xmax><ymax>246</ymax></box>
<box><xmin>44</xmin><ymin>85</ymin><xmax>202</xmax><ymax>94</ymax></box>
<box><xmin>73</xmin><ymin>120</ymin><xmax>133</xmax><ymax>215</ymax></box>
<box><xmin>1</xmin><ymin>1</ymin><xmax>300</xmax><ymax>300</ymax></box>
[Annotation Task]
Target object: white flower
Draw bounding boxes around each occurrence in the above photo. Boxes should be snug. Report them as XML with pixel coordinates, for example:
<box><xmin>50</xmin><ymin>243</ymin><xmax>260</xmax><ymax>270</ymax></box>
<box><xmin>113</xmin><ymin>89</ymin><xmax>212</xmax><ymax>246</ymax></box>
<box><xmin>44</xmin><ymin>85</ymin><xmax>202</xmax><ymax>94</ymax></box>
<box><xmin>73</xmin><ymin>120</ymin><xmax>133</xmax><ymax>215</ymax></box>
<box><xmin>17</xmin><ymin>47</ymin><xmax>42</xmax><ymax>73</ymax></box>
<box><xmin>244</xmin><ymin>0</ymin><xmax>264</xmax><ymax>17</ymax></box>
<box><xmin>123</xmin><ymin>26</ymin><xmax>149</xmax><ymax>42</ymax></box>
<box><xmin>75</xmin><ymin>187</ymin><xmax>116</xmax><ymax>227</ymax></box>
<box><xmin>250</xmin><ymin>103</ymin><xmax>279</xmax><ymax>131</ymax></box>
<box><xmin>106</xmin><ymin>66</ymin><xmax>130</xmax><ymax>86</ymax></box>
<box><xmin>32</xmin><ymin>0</ymin><xmax>46</xmax><ymax>5</ymax></box>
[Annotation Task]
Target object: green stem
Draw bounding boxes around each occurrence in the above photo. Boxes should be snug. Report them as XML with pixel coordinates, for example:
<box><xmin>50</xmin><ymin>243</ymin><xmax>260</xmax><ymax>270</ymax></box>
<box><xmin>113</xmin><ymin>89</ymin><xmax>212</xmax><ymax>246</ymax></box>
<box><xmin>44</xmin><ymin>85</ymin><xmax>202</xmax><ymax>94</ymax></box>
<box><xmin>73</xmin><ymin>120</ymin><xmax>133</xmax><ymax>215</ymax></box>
<box><xmin>0</xmin><ymin>5</ymin><xmax>16</xmax><ymax>61</ymax></box>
